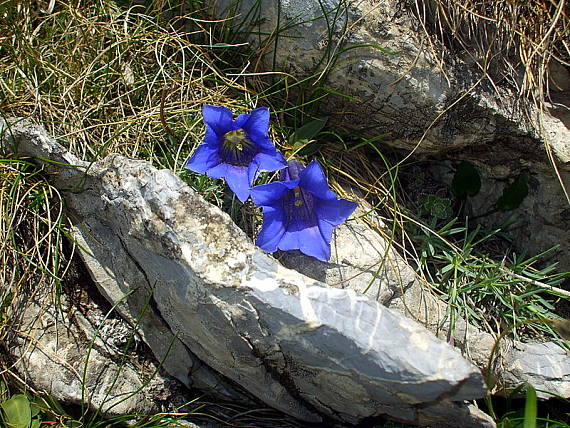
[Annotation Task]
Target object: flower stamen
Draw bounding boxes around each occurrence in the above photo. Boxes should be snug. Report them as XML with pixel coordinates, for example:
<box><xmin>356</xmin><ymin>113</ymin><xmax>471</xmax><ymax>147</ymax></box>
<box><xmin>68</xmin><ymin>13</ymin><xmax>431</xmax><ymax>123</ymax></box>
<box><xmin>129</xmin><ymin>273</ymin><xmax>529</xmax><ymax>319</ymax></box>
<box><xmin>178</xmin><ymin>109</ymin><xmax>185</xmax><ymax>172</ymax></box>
<box><xmin>224</xmin><ymin>129</ymin><xmax>246</xmax><ymax>150</ymax></box>
<box><xmin>221</xmin><ymin>128</ymin><xmax>255</xmax><ymax>166</ymax></box>
<box><xmin>285</xmin><ymin>185</ymin><xmax>315</xmax><ymax>224</ymax></box>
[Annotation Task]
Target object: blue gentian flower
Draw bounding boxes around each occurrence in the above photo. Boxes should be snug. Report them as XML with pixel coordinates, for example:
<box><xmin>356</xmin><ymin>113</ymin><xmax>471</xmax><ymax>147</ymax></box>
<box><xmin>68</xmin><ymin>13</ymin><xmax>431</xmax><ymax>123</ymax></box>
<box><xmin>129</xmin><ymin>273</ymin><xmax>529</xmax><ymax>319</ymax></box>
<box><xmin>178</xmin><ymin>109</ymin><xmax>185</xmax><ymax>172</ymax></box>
<box><xmin>251</xmin><ymin>160</ymin><xmax>357</xmax><ymax>261</ymax></box>
<box><xmin>185</xmin><ymin>105</ymin><xmax>286</xmax><ymax>202</ymax></box>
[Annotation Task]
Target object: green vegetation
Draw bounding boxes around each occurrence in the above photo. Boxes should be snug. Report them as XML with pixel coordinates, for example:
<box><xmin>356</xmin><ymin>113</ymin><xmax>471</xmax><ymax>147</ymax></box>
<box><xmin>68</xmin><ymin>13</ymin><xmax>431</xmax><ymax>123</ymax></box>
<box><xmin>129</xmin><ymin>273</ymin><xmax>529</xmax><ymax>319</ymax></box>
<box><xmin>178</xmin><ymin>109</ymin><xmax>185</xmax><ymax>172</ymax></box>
<box><xmin>1</xmin><ymin>393</ymin><xmax>42</xmax><ymax>428</ymax></box>
<box><xmin>0</xmin><ymin>384</ymin><xmax>205</xmax><ymax>427</ymax></box>
<box><xmin>407</xmin><ymin>161</ymin><xmax>568</xmax><ymax>340</ymax></box>
<box><xmin>0</xmin><ymin>0</ymin><xmax>569</xmax><ymax>426</ymax></box>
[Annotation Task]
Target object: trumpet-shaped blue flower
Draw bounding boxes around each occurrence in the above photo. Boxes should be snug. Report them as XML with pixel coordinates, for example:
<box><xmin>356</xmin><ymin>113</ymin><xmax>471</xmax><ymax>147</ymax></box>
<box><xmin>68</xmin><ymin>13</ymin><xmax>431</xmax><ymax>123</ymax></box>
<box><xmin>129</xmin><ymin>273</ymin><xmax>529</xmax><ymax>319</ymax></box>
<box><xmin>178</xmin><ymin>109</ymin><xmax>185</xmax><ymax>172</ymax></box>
<box><xmin>185</xmin><ymin>105</ymin><xmax>286</xmax><ymax>202</ymax></box>
<box><xmin>251</xmin><ymin>160</ymin><xmax>357</xmax><ymax>261</ymax></box>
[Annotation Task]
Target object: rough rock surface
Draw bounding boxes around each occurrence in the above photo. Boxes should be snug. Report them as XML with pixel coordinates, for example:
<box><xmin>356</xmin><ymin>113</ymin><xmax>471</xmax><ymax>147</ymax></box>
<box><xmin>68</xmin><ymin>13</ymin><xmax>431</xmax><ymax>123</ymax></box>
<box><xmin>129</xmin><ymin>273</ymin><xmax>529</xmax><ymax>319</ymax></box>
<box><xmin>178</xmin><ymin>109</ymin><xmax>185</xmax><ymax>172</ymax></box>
<box><xmin>6</xmin><ymin>268</ymin><xmax>199</xmax><ymax>419</ymax></box>
<box><xmin>279</xmin><ymin>206</ymin><xmax>570</xmax><ymax>399</ymax></box>
<box><xmin>74</xmin><ymin>212</ymin><xmax>254</xmax><ymax>404</ymax></box>
<box><xmin>279</xmin><ymin>206</ymin><xmax>416</xmax><ymax>305</ymax></box>
<box><xmin>6</xmin><ymin>265</ymin><xmax>307</xmax><ymax>428</ymax></box>
<box><xmin>210</xmin><ymin>0</ymin><xmax>570</xmax><ymax>270</ymax></box>
<box><xmin>210</xmin><ymin>0</ymin><xmax>569</xmax><ymax>158</ymax></box>
<box><xmin>390</xmin><ymin>280</ymin><xmax>570</xmax><ymax>399</ymax></box>
<box><xmin>1</xmin><ymin>118</ymin><xmax>489</xmax><ymax>426</ymax></box>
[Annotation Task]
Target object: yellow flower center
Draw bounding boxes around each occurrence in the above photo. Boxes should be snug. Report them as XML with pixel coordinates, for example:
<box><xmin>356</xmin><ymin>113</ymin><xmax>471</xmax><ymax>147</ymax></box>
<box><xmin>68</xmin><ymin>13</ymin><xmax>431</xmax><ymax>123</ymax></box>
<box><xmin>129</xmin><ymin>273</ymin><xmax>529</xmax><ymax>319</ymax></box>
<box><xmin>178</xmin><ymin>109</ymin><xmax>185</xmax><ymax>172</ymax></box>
<box><xmin>224</xmin><ymin>129</ymin><xmax>247</xmax><ymax>151</ymax></box>
<box><xmin>220</xmin><ymin>128</ymin><xmax>256</xmax><ymax>167</ymax></box>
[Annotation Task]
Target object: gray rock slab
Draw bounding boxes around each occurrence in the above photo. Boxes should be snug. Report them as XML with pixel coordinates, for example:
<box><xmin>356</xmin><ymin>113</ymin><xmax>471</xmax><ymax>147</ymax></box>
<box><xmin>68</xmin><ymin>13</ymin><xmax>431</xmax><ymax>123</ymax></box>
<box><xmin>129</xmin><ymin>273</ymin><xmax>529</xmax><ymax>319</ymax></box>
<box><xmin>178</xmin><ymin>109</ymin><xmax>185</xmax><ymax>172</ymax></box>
<box><xmin>1</xmin><ymin>118</ymin><xmax>488</xmax><ymax>426</ymax></box>
<box><xmin>7</xmin><ymin>273</ymin><xmax>198</xmax><ymax>418</ymax></box>
<box><xmin>502</xmin><ymin>341</ymin><xmax>570</xmax><ymax>397</ymax></box>
<box><xmin>0</xmin><ymin>118</ymin><xmax>253</xmax><ymax>406</ymax></box>
<box><xmin>210</xmin><ymin>0</ymin><xmax>569</xmax><ymax>160</ymax></box>
<box><xmin>73</xmin><ymin>222</ymin><xmax>253</xmax><ymax>403</ymax></box>
<box><xmin>390</xmin><ymin>280</ymin><xmax>570</xmax><ymax>399</ymax></box>
<box><xmin>280</xmin><ymin>202</ymin><xmax>570</xmax><ymax>400</ymax></box>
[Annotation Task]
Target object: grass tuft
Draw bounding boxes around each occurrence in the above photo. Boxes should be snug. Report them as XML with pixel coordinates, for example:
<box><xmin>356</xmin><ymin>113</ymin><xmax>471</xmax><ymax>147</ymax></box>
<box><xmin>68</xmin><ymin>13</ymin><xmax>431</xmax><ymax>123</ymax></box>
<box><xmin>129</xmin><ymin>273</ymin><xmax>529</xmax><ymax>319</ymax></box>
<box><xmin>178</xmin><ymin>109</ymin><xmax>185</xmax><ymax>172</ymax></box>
<box><xmin>0</xmin><ymin>0</ymin><xmax>252</xmax><ymax>168</ymax></box>
<box><xmin>413</xmin><ymin>0</ymin><xmax>569</xmax><ymax>106</ymax></box>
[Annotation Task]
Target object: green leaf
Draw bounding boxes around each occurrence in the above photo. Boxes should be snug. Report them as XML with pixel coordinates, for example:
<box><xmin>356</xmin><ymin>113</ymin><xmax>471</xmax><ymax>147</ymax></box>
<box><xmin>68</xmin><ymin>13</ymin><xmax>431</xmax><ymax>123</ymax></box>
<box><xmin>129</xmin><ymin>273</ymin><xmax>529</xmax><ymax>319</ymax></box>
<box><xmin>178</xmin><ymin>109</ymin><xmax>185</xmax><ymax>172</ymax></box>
<box><xmin>523</xmin><ymin>383</ymin><xmax>537</xmax><ymax>428</ymax></box>
<box><xmin>292</xmin><ymin>138</ymin><xmax>310</xmax><ymax>149</ymax></box>
<box><xmin>1</xmin><ymin>394</ymin><xmax>32</xmax><ymax>428</ymax></box>
<box><xmin>288</xmin><ymin>118</ymin><xmax>328</xmax><ymax>146</ymax></box>
<box><xmin>41</xmin><ymin>395</ymin><xmax>65</xmax><ymax>415</ymax></box>
<box><xmin>291</xmin><ymin>137</ymin><xmax>321</xmax><ymax>156</ymax></box>
<box><xmin>451</xmin><ymin>161</ymin><xmax>481</xmax><ymax>198</ymax></box>
<box><xmin>296</xmin><ymin>141</ymin><xmax>322</xmax><ymax>157</ymax></box>
<box><xmin>497</xmin><ymin>175</ymin><xmax>529</xmax><ymax>211</ymax></box>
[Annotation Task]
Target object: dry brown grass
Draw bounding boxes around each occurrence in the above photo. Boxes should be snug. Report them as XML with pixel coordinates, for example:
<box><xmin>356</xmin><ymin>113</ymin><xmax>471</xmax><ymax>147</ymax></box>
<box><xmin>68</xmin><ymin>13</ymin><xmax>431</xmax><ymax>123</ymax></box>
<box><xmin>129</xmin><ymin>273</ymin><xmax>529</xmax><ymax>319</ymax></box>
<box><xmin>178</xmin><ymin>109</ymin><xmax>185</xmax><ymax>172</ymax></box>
<box><xmin>0</xmin><ymin>0</ymin><xmax>250</xmax><ymax>167</ymax></box>
<box><xmin>413</xmin><ymin>0</ymin><xmax>569</xmax><ymax>107</ymax></box>
<box><xmin>0</xmin><ymin>156</ymin><xmax>71</xmax><ymax>382</ymax></box>
<box><xmin>411</xmin><ymin>0</ymin><xmax>570</xmax><ymax>208</ymax></box>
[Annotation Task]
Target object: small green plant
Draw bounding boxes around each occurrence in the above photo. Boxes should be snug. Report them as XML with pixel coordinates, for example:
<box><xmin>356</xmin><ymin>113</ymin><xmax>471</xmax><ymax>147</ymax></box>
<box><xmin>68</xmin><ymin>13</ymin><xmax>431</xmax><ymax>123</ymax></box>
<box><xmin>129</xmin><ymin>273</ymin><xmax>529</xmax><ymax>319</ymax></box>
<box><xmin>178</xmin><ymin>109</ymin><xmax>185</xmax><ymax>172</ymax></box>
<box><xmin>497</xmin><ymin>175</ymin><xmax>529</xmax><ymax>212</ymax></box>
<box><xmin>288</xmin><ymin>117</ymin><xmax>329</xmax><ymax>157</ymax></box>
<box><xmin>0</xmin><ymin>393</ymin><xmax>42</xmax><ymax>428</ymax></box>
<box><xmin>403</xmin><ymin>161</ymin><xmax>568</xmax><ymax>340</ymax></box>
<box><xmin>490</xmin><ymin>383</ymin><xmax>570</xmax><ymax>428</ymax></box>
<box><xmin>451</xmin><ymin>160</ymin><xmax>482</xmax><ymax>198</ymax></box>
<box><xmin>411</xmin><ymin>218</ymin><xmax>566</xmax><ymax>339</ymax></box>
<box><xmin>420</xmin><ymin>194</ymin><xmax>453</xmax><ymax>220</ymax></box>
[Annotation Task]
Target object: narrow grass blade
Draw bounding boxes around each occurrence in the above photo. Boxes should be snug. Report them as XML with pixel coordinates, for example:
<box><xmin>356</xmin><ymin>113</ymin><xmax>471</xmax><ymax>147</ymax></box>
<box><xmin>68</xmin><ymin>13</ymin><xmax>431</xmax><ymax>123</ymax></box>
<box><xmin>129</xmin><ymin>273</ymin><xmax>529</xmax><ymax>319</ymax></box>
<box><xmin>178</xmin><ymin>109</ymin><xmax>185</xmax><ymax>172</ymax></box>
<box><xmin>523</xmin><ymin>383</ymin><xmax>537</xmax><ymax>428</ymax></box>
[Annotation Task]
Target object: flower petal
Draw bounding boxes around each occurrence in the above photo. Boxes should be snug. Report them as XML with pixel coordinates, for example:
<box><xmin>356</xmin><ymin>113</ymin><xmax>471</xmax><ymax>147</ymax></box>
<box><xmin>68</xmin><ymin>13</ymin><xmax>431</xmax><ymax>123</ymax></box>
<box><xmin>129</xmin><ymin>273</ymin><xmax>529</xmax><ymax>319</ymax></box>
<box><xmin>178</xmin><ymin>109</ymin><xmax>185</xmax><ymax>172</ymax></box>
<box><xmin>251</xmin><ymin>135</ymin><xmax>279</xmax><ymax>152</ymax></box>
<box><xmin>278</xmin><ymin>220</ymin><xmax>331</xmax><ymax>261</ymax></box>
<box><xmin>256</xmin><ymin>208</ymin><xmax>286</xmax><ymax>253</ymax></box>
<box><xmin>185</xmin><ymin>143</ymin><xmax>220</xmax><ymax>174</ymax></box>
<box><xmin>242</xmin><ymin>107</ymin><xmax>270</xmax><ymax>139</ymax></box>
<box><xmin>300</xmin><ymin>227</ymin><xmax>331</xmax><ymax>261</ymax></box>
<box><xmin>299</xmin><ymin>160</ymin><xmax>337</xmax><ymax>200</ymax></box>
<box><xmin>223</xmin><ymin>165</ymin><xmax>251</xmax><ymax>202</ymax></box>
<box><xmin>243</xmin><ymin>108</ymin><xmax>276</xmax><ymax>152</ymax></box>
<box><xmin>207</xmin><ymin>163</ymin><xmax>251</xmax><ymax>201</ymax></box>
<box><xmin>203</xmin><ymin>125</ymin><xmax>222</xmax><ymax>146</ymax></box>
<box><xmin>251</xmin><ymin>181</ymin><xmax>296</xmax><ymax>207</ymax></box>
<box><xmin>247</xmin><ymin>150</ymin><xmax>286</xmax><ymax>189</ymax></box>
<box><xmin>253</xmin><ymin>151</ymin><xmax>286</xmax><ymax>173</ymax></box>
<box><xmin>315</xmin><ymin>198</ymin><xmax>358</xmax><ymax>226</ymax></box>
<box><xmin>206</xmin><ymin>163</ymin><xmax>229</xmax><ymax>179</ymax></box>
<box><xmin>202</xmin><ymin>105</ymin><xmax>234</xmax><ymax>135</ymax></box>
<box><xmin>234</xmin><ymin>111</ymin><xmax>252</xmax><ymax>130</ymax></box>
<box><xmin>247</xmin><ymin>161</ymin><xmax>260</xmax><ymax>187</ymax></box>
<box><xmin>284</xmin><ymin>160</ymin><xmax>304</xmax><ymax>181</ymax></box>
<box><xmin>317</xmin><ymin>218</ymin><xmax>334</xmax><ymax>244</ymax></box>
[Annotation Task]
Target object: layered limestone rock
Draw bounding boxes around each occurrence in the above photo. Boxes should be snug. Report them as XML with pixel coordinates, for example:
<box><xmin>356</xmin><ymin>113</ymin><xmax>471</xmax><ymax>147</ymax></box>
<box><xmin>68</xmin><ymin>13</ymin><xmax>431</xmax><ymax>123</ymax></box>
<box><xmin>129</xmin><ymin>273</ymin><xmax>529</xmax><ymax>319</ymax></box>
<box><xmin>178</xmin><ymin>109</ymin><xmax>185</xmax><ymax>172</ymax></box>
<box><xmin>279</xmin><ymin>207</ymin><xmax>570</xmax><ymax>399</ymax></box>
<box><xmin>1</xmin><ymin>118</ymin><xmax>491</xmax><ymax>426</ymax></box>
<box><xmin>7</xmin><ymin>274</ymin><xmax>199</xmax><ymax>419</ymax></box>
